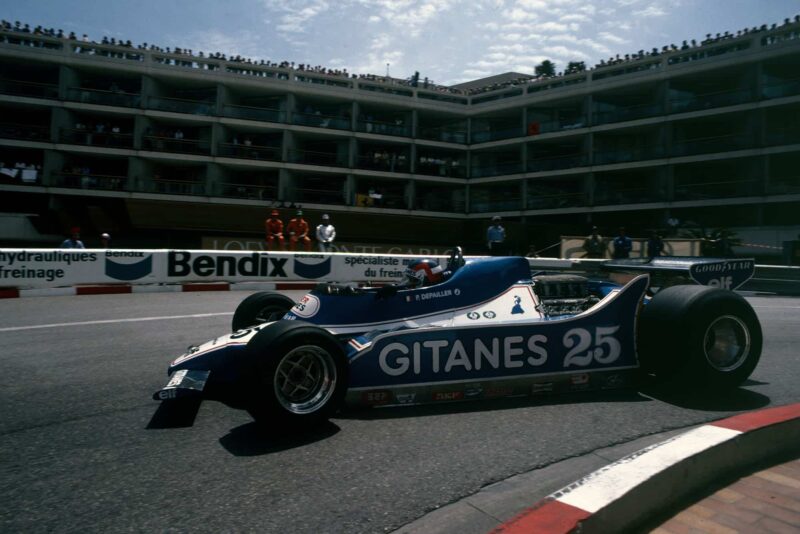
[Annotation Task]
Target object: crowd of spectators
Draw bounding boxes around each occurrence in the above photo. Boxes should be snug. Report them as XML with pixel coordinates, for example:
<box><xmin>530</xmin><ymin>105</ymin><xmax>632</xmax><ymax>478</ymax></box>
<box><xmin>1</xmin><ymin>14</ymin><xmax>799</xmax><ymax>99</ymax></box>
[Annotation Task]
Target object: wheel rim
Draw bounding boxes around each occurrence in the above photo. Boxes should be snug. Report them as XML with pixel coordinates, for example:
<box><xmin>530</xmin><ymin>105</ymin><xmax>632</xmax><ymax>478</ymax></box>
<box><xmin>703</xmin><ymin>315</ymin><xmax>751</xmax><ymax>372</ymax></box>
<box><xmin>273</xmin><ymin>345</ymin><xmax>337</xmax><ymax>414</ymax></box>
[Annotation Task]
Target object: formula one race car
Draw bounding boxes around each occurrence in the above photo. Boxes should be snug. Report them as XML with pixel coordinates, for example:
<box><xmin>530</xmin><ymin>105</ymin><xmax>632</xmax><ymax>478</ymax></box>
<box><xmin>153</xmin><ymin>248</ymin><xmax>762</xmax><ymax>430</ymax></box>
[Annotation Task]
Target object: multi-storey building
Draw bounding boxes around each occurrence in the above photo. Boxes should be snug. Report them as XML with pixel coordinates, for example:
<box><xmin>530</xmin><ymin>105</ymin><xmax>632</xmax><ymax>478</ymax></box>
<box><xmin>0</xmin><ymin>23</ymin><xmax>798</xmax><ymax>252</ymax></box>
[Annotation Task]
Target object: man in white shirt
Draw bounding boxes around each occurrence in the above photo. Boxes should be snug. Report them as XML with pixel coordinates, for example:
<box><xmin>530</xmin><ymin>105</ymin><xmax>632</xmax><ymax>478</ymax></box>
<box><xmin>315</xmin><ymin>214</ymin><xmax>336</xmax><ymax>252</ymax></box>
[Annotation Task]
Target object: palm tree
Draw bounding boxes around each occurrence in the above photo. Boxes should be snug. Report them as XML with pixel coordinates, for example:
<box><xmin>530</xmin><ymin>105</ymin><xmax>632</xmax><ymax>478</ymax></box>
<box><xmin>535</xmin><ymin>60</ymin><xmax>556</xmax><ymax>78</ymax></box>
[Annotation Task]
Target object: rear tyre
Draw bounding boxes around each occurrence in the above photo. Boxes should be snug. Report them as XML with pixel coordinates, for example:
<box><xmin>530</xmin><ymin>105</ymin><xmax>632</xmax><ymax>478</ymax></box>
<box><xmin>231</xmin><ymin>292</ymin><xmax>295</xmax><ymax>332</ymax></box>
<box><xmin>245</xmin><ymin>322</ymin><xmax>347</xmax><ymax>429</ymax></box>
<box><xmin>637</xmin><ymin>285</ymin><xmax>761</xmax><ymax>388</ymax></box>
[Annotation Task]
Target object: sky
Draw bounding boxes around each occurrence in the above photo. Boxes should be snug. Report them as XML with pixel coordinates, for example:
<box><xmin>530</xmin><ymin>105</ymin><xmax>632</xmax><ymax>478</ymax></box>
<box><xmin>5</xmin><ymin>0</ymin><xmax>799</xmax><ymax>85</ymax></box>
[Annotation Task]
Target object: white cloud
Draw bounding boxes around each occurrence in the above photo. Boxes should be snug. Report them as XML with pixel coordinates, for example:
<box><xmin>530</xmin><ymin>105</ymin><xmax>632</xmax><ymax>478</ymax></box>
<box><xmin>598</xmin><ymin>31</ymin><xmax>629</xmax><ymax>45</ymax></box>
<box><xmin>634</xmin><ymin>5</ymin><xmax>666</xmax><ymax>17</ymax></box>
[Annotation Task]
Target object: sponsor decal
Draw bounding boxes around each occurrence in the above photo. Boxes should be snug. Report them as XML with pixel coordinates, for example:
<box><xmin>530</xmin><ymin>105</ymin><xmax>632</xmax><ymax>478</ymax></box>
<box><xmin>601</xmin><ymin>374</ymin><xmax>626</xmax><ymax>389</ymax></box>
<box><xmin>413</xmin><ymin>288</ymin><xmax>453</xmax><ymax>302</ymax></box>
<box><xmin>531</xmin><ymin>382</ymin><xmax>555</xmax><ymax>394</ymax></box>
<box><xmin>294</xmin><ymin>255</ymin><xmax>332</xmax><ymax>279</ymax></box>
<box><xmin>105</xmin><ymin>252</ymin><xmax>153</xmax><ymax>281</ymax></box>
<box><xmin>454</xmin><ymin>289</ymin><xmax>461</xmax><ymax>296</ymax></box>
<box><xmin>432</xmin><ymin>391</ymin><xmax>464</xmax><ymax>402</ymax></box>
<box><xmin>511</xmin><ymin>295</ymin><xmax>525</xmax><ymax>315</ymax></box>
<box><xmin>465</xmin><ymin>385</ymin><xmax>483</xmax><ymax>398</ymax></box>
<box><xmin>395</xmin><ymin>393</ymin><xmax>417</xmax><ymax>404</ymax></box>
<box><xmin>467</xmin><ymin>312</ymin><xmax>480</xmax><ymax>320</ymax></box>
<box><xmin>571</xmin><ymin>373</ymin><xmax>590</xmax><ymax>385</ymax></box>
<box><xmin>361</xmin><ymin>390</ymin><xmax>392</xmax><ymax>405</ymax></box>
<box><xmin>0</xmin><ymin>250</ymin><xmax>98</xmax><ymax>283</ymax></box>
<box><xmin>483</xmin><ymin>311</ymin><xmax>496</xmax><ymax>319</ymax></box>
<box><xmin>485</xmin><ymin>386</ymin><xmax>515</xmax><ymax>398</ymax></box>
<box><xmin>291</xmin><ymin>294</ymin><xmax>320</xmax><ymax>318</ymax></box>
<box><xmin>167</xmin><ymin>251</ymin><xmax>288</xmax><ymax>278</ymax></box>
<box><xmin>689</xmin><ymin>259</ymin><xmax>754</xmax><ymax>290</ymax></box>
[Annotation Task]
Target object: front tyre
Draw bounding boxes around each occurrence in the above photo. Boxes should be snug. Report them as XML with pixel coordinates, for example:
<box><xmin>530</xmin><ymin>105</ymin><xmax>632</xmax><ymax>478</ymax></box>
<box><xmin>232</xmin><ymin>292</ymin><xmax>295</xmax><ymax>332</ymax></box>
<box><xmin>638</xmin><ymin>285</ymin><xmax>762</xmax><ymax>389</ymax></box>
<box><xmin>245</xmin><ymin>322</ymin><xmax>347</xmax><ymax>429</ymax></box>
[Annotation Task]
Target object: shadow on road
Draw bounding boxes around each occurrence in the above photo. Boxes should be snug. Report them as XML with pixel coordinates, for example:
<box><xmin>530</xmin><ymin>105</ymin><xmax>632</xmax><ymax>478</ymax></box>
<box><xmin>640</xmin><ymin>379</ymin><xmax>772</xmax><ymax>411</ymax></box>
<box><xmin>219</xmin><ymin>420</ymin><xmax>340</xmax><ymax>456</ymax></box>
<box><xmin>146</xmin><ymin>398</ymin><xmax>203</xmax><ymax>428</ymax></box>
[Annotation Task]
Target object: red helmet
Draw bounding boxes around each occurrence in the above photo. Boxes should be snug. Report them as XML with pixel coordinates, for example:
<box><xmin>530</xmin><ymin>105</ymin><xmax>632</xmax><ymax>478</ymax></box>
<box><xmin>404</xmin><ymin>259</ymin><xmax>444</xmax><ymax>287</ymax></box>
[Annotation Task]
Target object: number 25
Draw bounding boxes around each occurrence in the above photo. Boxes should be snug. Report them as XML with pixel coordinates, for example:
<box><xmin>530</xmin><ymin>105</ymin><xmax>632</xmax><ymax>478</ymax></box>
<box><xmin>563</xmin><ymin>326</ymin><xmax>621</xmax><ymax>367</ymax></box>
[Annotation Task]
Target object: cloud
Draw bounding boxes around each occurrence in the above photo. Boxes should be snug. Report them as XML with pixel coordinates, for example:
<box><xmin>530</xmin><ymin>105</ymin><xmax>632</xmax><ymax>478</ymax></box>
<box><xmin>598</xmin><ymin>31</ymin><xmax>629</xmax><ymax>45</ymax></box>
<box><xmin>633</xmin><ymin>5</ymin><xmax>666</xmax><ymax>17</ymax></box>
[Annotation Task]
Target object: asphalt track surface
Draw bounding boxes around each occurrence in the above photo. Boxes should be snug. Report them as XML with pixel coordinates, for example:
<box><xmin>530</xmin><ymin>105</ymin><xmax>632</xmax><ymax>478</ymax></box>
<box><xmin>1</xmin><ymin>290</ymin><xmax>799</xmax><ymax>533</ymax></box>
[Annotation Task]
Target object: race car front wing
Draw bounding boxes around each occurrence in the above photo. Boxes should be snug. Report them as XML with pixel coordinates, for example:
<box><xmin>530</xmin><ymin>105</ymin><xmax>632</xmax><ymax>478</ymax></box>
<box><xmin>153</xmin><ymin>369</ymin><xmax>210</xmax><ymax>400</ymax></box>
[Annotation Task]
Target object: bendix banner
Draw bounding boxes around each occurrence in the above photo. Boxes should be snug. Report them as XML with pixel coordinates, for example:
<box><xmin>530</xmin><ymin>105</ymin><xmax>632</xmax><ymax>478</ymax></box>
<box><xmin>0</xmin><ymin>249</ymin><xmax>447</xmax><ymax>289</ymax></box>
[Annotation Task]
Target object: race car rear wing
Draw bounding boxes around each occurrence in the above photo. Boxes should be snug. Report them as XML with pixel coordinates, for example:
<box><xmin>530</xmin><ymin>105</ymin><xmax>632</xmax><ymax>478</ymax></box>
<box><xmin>601</xmin><ymin>257</ymin><xmax>755</xmax><ymax>290</ymax></box>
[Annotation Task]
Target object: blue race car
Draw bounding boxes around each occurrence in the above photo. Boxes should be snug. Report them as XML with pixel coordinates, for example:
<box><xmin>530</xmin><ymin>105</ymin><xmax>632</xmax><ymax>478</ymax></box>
<box><xmin>153</xmin><ymin>248</ymin><xmax>762</xmax><ymax>429</ymax></box>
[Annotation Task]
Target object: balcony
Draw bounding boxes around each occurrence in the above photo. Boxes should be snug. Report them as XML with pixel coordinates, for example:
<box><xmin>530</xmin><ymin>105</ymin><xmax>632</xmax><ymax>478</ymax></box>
<box><xmin>529</xmin><ymin>118</ymin><xmax>587</xmax><ymax>135</ymax></box>
<box><xmin>0</xmin><ymin>122</ymin><xmax>49</xmax><ymax>142</ymax></box>
<box><xmin>288</xmin><ymin>149</ymin><xmax>347</xmax><ymax>167</ymax></box>
<box><xmin>471</xmin><ymin>126</ymin><xmax>522</xmax><ymax>144</ymax></box>
<box><xmin>66</xmin><ymin>87</ymin><xmax>141</xmax><ymax>108</ymax></box>
<box><xmin>593</xmin><ymin>145</ymin><xmax>665</xmax><ymax>165</ymax></box>
<box><xmin>143</xmin><ymin>135</ymin><xmax>211</xmax><ymax>155</ymax></box>
<box><xmin>675</xmin><ymin>178</ymin><xmax>760</xmax><ymax>201</ymax></box>
<box><xmin>294</xmin><ymin>186</ymin><xmax>346</xmax><ymax>205</ymax></box>
<box><xmin>356</xmin><ymin>119</ymin><xmax>411</xmax><ymax>137</ymax></box>
<box><xmin>470</xmin><ymin>198</ymin><xmax>523</xmax><ymax>213</ymax></box>
<box><xmin>594</xmin><ymin>185</ymin><xmax>659</xmax><ymax>205</ymax></box>
<box><xmin>59</xmin><ymin>128</ymin><xmax>134</xmax><ymax>149</ymax></box>
<box><xmin>52</xmin><ymin>172</ymin><xmax>127</xmax><ymax>191</ymax></box>
<box><xmin>765</xmin><ymin>129</ymin><xmax>800</xmax><ymax>147</ymax></box>
<box><xmin>356</xmin><ymin>154</ymin><xmax>410</xmax><ymax>172</ymax></box>
<box><xmin>147</xmin><ymin>96</ymin><xmax>216</xmax><ymax>116</ymax></box>
<box><xmin>218</xmin><ymin>142</ymin><xmax>281</xmax><ymax>161</ymax></box>
<box><xmin>762</xmin><ymin>78</ymin><xmax>800</xmax><ymax>100</ymax></box>
<box><xmin>0</xmin><ymin>79</ymin><xmax>59</xmax><ymax>99</ymax></box>
<box><xmin>528</xmin><ymin>153</ymin><xmax>588</xmax><ymax>172</ymax></box>
<box><xmin>527</xmin><ymin>191</ymin><xmax>585</xmax><ymax>209</ymax></box>
<box><xmin>291</xmin><ymin>111</ymin><xmax>351</xmax><ymax>130</ymax></box>
<box><xmin>416</xmin><ymin>158</ymin><xmax>467</xmax><ymax>178</ymax></box>
<box><xmin>221</xmin><ymin>104</ymin><xmax>285</xmax><ymax>123</ymax></box>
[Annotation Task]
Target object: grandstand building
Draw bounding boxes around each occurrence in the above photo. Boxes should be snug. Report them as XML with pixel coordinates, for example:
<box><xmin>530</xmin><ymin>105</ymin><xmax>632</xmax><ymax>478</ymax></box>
<box><xmin>0</xmin><ymin>22</ymin><xmax>798</xmax><ymax>252</ymax></box>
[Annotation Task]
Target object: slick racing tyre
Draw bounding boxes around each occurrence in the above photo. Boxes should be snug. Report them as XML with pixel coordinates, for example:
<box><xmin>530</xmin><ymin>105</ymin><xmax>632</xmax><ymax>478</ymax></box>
<box><xmin>231</xmin><ymin>292</ymin><xmax>295</xmax><ymax>332</ymax></box>
<box><xmin>637</xmin><ymin>285</ymin><xmax>762</xmax><ymax>388</ymax></box>
<box><xmin>245</xmin><ymin>321</ymin><xmax>347</xmax><ymax>429</ymax></box>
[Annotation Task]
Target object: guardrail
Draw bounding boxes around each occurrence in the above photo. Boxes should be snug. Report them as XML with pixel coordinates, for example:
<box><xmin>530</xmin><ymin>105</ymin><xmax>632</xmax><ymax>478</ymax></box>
<box><xmin>0</xmin><ymin>249</ymin><xmax>797</xmax><ymax>296</ymax></box>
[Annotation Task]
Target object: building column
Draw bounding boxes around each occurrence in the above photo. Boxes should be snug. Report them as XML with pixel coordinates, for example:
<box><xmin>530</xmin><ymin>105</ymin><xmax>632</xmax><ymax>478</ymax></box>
<box><xmin>42</xmin><ymin>149</ymin><xmax>64</xmax><ymax>187</ymax></box>
<box><xmin>58</xmin><ymin>65</ymin><xmax>79</xmax><ymax>101</ymax></box>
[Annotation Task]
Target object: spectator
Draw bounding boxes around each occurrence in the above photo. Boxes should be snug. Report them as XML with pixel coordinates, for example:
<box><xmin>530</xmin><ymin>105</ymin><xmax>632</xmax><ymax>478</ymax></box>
<box><xmin>612</xmin><ymin>227</ymin><xmax>632</xmax><ymax>259</ymax></box>
<box><xmin>61</xmin><ymin>227</ymin><xmax>85</xmax><ymax>249</ymax></box>
<box><xmin>486</xmin><ymin>216</ymin><xmax>506</xmax><ymax>256</ymax></box>
<box><xmin>264</xmin><ymin>209</ymin><xmax>285</xmax><ymax>250</ymax></box>
<box><xmin>100</xmin><ymin>232</ymin><xmax>112</xmax><ymax>248</ymax></box>
<box><xmin>286</xmin><ymin>209</ymin><xmax>311</xmax><ymax>251</ymax></box>
<box><xmin>647</xmin><ymin>231</ymin><xmax>664</xmax><ymax>258</ymax></box>
<box><xmin>582</xmin><ymin>226</ymin><xmax>606</xmax><ymax>259</ymax></box>
<box><xmin>315</xmin><ymin>213</ymin><xmax>336</xmax><ymax>252</ymax></box>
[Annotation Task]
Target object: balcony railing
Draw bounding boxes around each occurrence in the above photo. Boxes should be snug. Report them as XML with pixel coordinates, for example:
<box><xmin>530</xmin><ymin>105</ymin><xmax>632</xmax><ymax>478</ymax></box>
<box><xmin>221</xmin><ymin>104</ymin><xmax>286</xmax><ymax>123</ymax></box>
<box><xmin>52</xmin><ymin>172</ymin><xmax>127</xmax><ymax>191</ymax></box>
<box><xmin>356</xmin><ymin>119</ymin><xmax>411</xmax><ymax>137</ymax></box>
<box><xmin>147</xmin><ymin>96</ymin><xmax>216</xmax><ymax>116</ymax></box>
<box><xmin>219</xmin><ymin>182</ymin><xmax>278</xmax><ymax>201</ymax></box>
<box><xmin>415</xmin><ymin>193</ymin><xmax>465</xmax><ymax>213</ymax></box>
<box><xmin>293</xmin><ymin>186</ymin><xmax>346</xmax><ymax>205</ymax></box>
<box><xmin>153</xmin><ymin>178</ymin><xmax>206</xmax><ymax>196</ymax></box>
<box><xmin>594</xmin><ymin>186</ymin><xmax>659</xmax><ymax>205</ymax></box>
<box><xmin>471</xmin><ymin>162</ymin><xmax>524</xmax><ymax>178</ymax></box>
<box><xmin>593</xmin><ymin>102</ymin><xmax>663</xmax><ymax>125</ymax></box>
<box><xmin>762</xmin><ymin>78</ymin><xmax>800</xmax><ymax>100</ymax></box>
<box><xmin>417</xmin><ymin>126</ymin><xmax>468</xmax><ymax>144</ymax></box>
<box><xmin>288</xmin><ymin>149</ymin><xmax>347</xmax><ymax>167</ymax></box>
<box><xmin>470</xmin><ymin>198</ymin><xmax>523</xmax><ymax>213</ymax></box>
<box><xmin>471</xmin><ymin>127</ymin><xmax>522</xmax><ymax>143</ymax></box>
<box><xmin>526</xmin><ymin>190</ymin><xmax>585</xmax><ymax>209</ymax></box>
<box><xmin>675</xmin><ymin>178</ymin><xmax>760</xmax><ymax>200</ymax></box>
<box><xmin>765</xmin><ymin>129</ymin><xmax>800</xmax><ymax>146</ymax></box>
<box><xmin>593</xmin><ymin>145</ymin><xmax>665</xmax><ymax>165</ymax></box>
<box><xmin>66</xmin><ymin>87</ymin><xmax>141</xmax><ymax>108</ymax></box>
<box><xmin>0</xmin><ymin>122</ymin><xmax>49</xmax><ymax>141</ymax></box>
<box><xmin>416</xmin><ymin>159</ymin><xmax>467</xmax><ymax>178</ymax></box>
<box><xmin>528</xmin><ymin>118</ymin><xmax>587</xmax><ymax>135</ymax></box>
<box><xmin>668</xmin><ymin>87</ymin><xmax>753</xmax><ymax>114</ymax></box>
<box><xmin>767</xmin><ymin>176</ymin><xmax>800</xmax><ymax>195</ymax></box>
<box><xmin>291</xmin><ymin>111</ymin><xmax>351</xmax><ymax>130</ymax></box>
<box><xmin>0</xmin><ymin>79</ymin><xmax>59</xmax><ymax>99</ymax></box>
<box><xmin>142</xmin><ymin>135</ymin><xmax>211</xmax><ymax>155</ymax></box>
<box><xmin>671</xmin><ymin>133</ymin><xmax>752</xmax><ymax>157</ymax></box>
<box><xmin>528</xmin><ymin>153</ymin><xmax>587</xmax><ymax>172</ymax></box>
<box><xmin>60</xmin><ymin>128</ymin><xmax>134</xmax><ymax>148</ymax></box>
<box><xmin>356</xmin><ymin>154</ymin><xmax>410</xmax><ymax>172</ymax></box>
<box><xmin>218</xmin><ymin>142</ymin><xmax>281</xmax><ymax>161</ymax></box>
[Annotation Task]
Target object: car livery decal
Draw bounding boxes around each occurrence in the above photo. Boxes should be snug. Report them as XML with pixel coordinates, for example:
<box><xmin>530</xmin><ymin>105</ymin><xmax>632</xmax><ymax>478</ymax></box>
<box><xmin>347</xmin><ymin>275</ymin><xmax>648</xmax><ymax>389</ymax></box>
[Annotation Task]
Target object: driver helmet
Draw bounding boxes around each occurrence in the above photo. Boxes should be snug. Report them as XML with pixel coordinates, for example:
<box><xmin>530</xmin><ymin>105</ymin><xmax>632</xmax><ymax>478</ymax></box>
<box><xmin>404</xmin><ymin>259</ymin><xmax>444</xmax><ymax>287</ymax></box>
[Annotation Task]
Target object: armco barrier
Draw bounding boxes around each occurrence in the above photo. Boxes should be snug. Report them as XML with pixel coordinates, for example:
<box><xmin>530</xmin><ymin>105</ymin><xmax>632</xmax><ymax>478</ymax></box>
<box><xmin>1</xmin><ymin>249</ymin><xmax>798</xmax><ymax>297</ymax></box>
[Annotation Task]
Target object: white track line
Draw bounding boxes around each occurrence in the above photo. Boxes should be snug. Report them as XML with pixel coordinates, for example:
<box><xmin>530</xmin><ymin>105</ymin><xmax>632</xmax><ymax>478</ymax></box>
<box><xmin>0</xmin><ymin>312</ymin><xmax>233</xmax><ymax>332</ymax></box>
